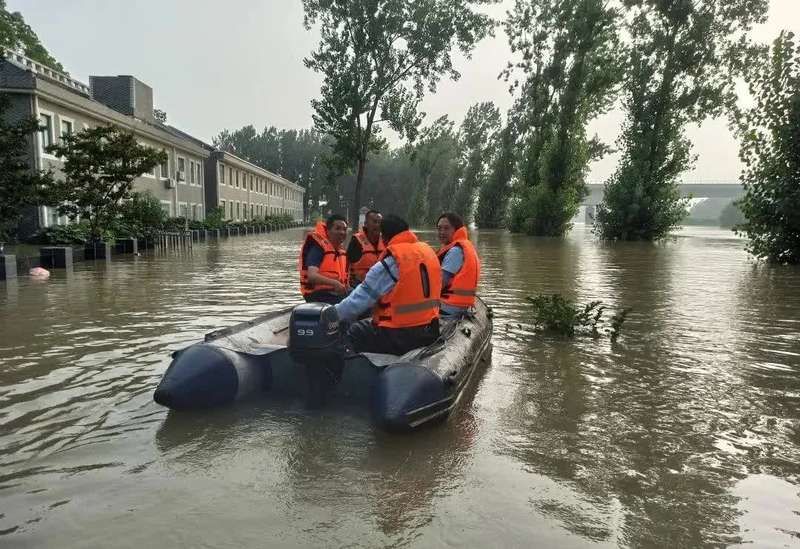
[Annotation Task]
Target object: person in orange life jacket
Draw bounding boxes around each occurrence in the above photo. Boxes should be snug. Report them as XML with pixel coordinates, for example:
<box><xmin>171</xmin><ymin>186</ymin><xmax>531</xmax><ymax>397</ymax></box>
<box><xmin>335</xmin><ymin>214</ymin><xmax>442</xmax><ymax>356</ymax></box>
<box><xmin>299</xmin><ymin>214</ymin><xmax>349</xmax><ymax>305</ymax></box>
<box><xmin>436</xmin><ymin>212</ymin><xmax>480</xmax><ymax>317</ymax></box>
<box><xmin>347</xmin><ymin>209</ymin><xmax>384</xmax><ymax>286</ymax></box>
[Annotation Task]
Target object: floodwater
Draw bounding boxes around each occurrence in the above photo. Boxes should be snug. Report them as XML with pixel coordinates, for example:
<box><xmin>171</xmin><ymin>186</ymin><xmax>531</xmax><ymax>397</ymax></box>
<box><xmin>1</xmin><ymin>225</ymin><xmax>799</xmax><ymax>548</ymax></box>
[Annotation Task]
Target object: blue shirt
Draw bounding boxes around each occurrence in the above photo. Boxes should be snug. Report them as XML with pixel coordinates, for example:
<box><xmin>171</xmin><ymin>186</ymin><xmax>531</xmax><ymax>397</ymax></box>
<box><xmin>441</xmin><ymin>245</ymin><xmax>464</xmax><ymax>285</ymax></box>
<box><xmin>440</xmin><ymin>246</ymin><xmax>466</xmax><ymax>316</ymax></box>
<box><xmin>335</xmin><ymin>256</ymin><xmax>399</xmax><ymax>321</ymax></box>
<box><xmin>303</xmin><ymin>241</ymin><xmax>324</xmax><ymax>268</ymax></box>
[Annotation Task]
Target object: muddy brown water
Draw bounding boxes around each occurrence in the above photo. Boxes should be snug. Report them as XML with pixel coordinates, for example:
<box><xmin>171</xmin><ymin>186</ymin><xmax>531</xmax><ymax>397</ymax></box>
<box><xmin>1</xmin><ymin>226</ymin><xmax>799</xmax><ymax>548</ymax></box>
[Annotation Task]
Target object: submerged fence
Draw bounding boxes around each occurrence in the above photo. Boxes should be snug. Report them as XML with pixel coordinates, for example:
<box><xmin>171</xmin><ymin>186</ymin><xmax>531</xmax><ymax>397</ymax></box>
<box><xmin>0</xmin><ymin>221</ymin><xmax>307</xmax><ymax>280</ymax></box>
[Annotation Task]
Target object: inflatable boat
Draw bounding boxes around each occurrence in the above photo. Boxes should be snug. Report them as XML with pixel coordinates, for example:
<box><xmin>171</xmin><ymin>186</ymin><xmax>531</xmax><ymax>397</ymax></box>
<box><xmin>153</xmin><ymin>298</ymin><xmax>493</xmax><ymax>431</ymax></box>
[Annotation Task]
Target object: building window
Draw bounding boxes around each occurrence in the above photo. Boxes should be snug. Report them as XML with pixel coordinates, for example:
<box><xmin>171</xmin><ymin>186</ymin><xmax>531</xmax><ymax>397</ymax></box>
<box><xmin>160</xmin><ymin>156</ymin><xmax>169</xmax><ymax>178</ymax></box>
<box><xmin>39</xmin><ymin>112</ymin><xmax>54</xmax><ymax>151</ymax></box>
<box><xmin>235</xmin><ymin>171</ymin><xmax>239</xmax><ymax>188</ymax></box>
<box><xmin>236</xmin><ymin>202</ymin><xmax>240</xmax><ymax>219</ymax></box>
<box><xmin>60</xmin><ymin>118</ymin><xmax>73</xmax><ymax>139</ymax></box>
<box><xmin>177</xmin><ymin>157</ymin><xmax>186</xmax><ymax>181</ymax></box>
<box><xmin>160</xmin><ymin>201</ymin><xmax>172</xmax><ymax>216</ymax></box>
<box><xmin>220</xmin><ymin>199</ymin><xmax>226</xmax><ymax>216</ymax></box>
<box><xmin>250</xmin><ymin>175</ymin><xmax>254</xmax><ymax>191</ymax></box>
<box><xmin>219</xmin><ymin>164</ymin><xmax>225</xmax><ymax>184</ymax></box>
<box><xmin>190</xmin><ymin>161</ymin><xmax>196</xmax><ymax>184</ymax></box>
<box><xmin>179</xmin><ymin>202</ymin><xmax>188</xmax><ymax>218</ymax></box>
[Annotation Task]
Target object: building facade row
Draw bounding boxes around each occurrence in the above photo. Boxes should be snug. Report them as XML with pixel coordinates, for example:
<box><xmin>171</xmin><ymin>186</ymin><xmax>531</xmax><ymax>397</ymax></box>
<box><xmin>0</xmin><ymin>51</ymin><xmax>304</xmax><ymax>235</ymax></box>
<box><xmin>204</xmin><ymin>151</ymin><xmax>304</xmax><ymax>222</ymax></box>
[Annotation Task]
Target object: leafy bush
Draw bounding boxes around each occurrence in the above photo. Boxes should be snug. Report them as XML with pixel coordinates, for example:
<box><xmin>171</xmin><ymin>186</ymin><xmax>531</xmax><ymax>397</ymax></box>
<box><xmin>31</xmin><ymin>221</ymin><xmax>113</xmax><ymax>245</ymax></box>
<box><xmin>526</xmin><ymin>294</ymin><xmax>630</xmax><ymax>340</ymax></box>
<box><xmin>116</xmin><ymin>191</ymin><xmax>166</xmax><ymax>237</ymax></box>
<box><xmin>203</xmin><ymin>207</ymin><xmax>225</xmax><ymax>229</ymax></box>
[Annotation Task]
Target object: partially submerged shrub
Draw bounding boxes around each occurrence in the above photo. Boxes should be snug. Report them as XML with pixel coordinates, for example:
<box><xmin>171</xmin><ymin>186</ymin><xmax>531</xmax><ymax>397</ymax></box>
<box><xmin>526</xmin><ymin>294</ymin><xmax>630</xmax><ymax>340</ymax></box>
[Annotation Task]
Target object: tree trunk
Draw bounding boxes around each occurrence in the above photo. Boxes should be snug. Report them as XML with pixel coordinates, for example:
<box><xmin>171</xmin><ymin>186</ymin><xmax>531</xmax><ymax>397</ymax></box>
<box><xmin>352</xmin><ymin>158</ymin><xmax>365</xmax><ymax>229</ymax></box>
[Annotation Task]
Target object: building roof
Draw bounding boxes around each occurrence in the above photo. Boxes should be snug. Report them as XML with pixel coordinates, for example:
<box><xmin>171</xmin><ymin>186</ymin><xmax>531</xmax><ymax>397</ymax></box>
<box><xmin>1</xmin><ymin>50</ymin><xmax>304</xmax><ymax>193</ymax></box>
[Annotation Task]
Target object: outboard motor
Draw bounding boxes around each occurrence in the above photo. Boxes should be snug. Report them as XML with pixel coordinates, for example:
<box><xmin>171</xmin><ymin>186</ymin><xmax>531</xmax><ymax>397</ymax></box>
<box><xmin>288</xmin><ymin>303</ymin><xmax>345</xmax><ymax>408</ymax></box>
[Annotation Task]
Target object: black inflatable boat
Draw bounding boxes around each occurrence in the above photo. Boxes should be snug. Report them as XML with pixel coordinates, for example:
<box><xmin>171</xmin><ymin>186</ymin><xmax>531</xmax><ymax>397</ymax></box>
<box><xmin>153</xmin><ymin>298</ymin><xmax>493</xmax><ymax>431</ymax></box>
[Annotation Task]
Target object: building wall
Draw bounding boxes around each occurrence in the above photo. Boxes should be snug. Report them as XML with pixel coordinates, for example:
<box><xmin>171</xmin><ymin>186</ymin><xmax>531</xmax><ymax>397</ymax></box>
<box><xmin>34</xmin><ymin>96</ymin><xmax>207</xmax><ymax>225</ymax></box>
<box><xmin>206</xmin><ymin>153</ymin><xmax>304</xmax><ymax>222</ymax></box>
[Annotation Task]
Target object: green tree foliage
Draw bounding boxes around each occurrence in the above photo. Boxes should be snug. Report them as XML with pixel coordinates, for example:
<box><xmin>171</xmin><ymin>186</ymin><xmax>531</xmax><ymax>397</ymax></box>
<box><xmin>406</xmin><ymin>115</ymin><xmax>461</xmax><ymax>226</ymax></box>
<box><xmin>596</xmin><ymin>0</ymin><xmax>768</xmax><ymax>241</ymax></box>
<box><xmin>452</xmin><ymin>102</ymin><xmax>501</xmax><ymax>223</ymax></box>
<box><xmin>302</xmin><ymin>0</ymin><xmax>495</xmax><ymax>227</ymax></box>
<box><xmin>505</xmin><ymin>0</ymin><xmax>623</xmax><ymax>236</ymax></box>
<box><xmin>735</xmin><ymin>32</ymin><xmax>800</xmax><ymax>264</ymax></box>
<box><xmin>336</xmin><ymin>147</ymin><xmax>417</xmax><ymax>221</ymax></box>
<box><xmin>0</xmin><ymin>94</ymin><xmax>54</xmax><ymax>242</ymax></box>
<box><xmin>476</xmin><ymin>123</ymin><xmax>516</xmax><ymax>228</ymax></box>
<box><xmin>46</xmin><ymin>126</ymin><xmax>166</xmax><ymax>241</ymax></box>
<box><xmin>0</xmin><ymin>0</ymin><xmax>65</xmax><ymax>73</ymax></box>
<box><xmin>213</xmin><ymin>125</ymin><xmax>331</xmax><ymax>220</ymax></box>
<box><xmin>116</xmin><ymin>190</ymin><xmax>166</xmax><ymax>238</ymax></box>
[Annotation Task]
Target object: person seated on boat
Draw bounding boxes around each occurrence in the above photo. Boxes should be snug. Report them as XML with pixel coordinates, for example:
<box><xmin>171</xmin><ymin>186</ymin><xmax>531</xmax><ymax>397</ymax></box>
<box><xmin>436</xmin><ymin>212</ymin><xmax>481</xmax><ymax>318</ymax></box>
<box><xmin>335</xmin><ymin>214</ymin><xmax>442</xmax><ymax>356</ymax></box>
<box><xmin>347</xmin><ymin>209</ymin><xmax>384</xmax><ymax>287</ymax></box>
<box><xmin>299</xmin><ymin>214</ymin><xmax>349</xmax><ymax>305</ymax></box>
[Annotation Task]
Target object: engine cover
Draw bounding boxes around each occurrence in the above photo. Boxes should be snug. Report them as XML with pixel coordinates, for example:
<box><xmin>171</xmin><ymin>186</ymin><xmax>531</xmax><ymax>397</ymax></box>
<box><xmin>288</xmin><ymin>302</ymin><xmax>344</xmax><ymax>365</ymax></box>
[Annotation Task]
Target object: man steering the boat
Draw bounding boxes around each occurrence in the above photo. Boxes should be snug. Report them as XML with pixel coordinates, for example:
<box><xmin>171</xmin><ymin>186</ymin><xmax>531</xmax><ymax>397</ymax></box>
<box><xmin>298</xmin><ymin>214</ymin><xmax>349</xmax><ymax>305</ymax></box>
<box><xmin>334</xmin><ymin>214</ymin><xmax>442</xmax><ymax>356</ymax></box>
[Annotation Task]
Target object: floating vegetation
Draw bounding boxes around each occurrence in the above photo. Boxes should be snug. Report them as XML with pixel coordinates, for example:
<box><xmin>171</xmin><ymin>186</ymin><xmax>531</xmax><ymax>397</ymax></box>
<box><xmin>525</xmin><ymin>294</ymin><xmax>631</xmax><ymax>340</ymax></box>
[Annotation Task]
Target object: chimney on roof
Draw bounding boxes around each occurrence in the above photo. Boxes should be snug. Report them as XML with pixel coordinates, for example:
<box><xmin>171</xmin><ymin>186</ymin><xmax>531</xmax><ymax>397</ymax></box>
<box><xmin>89</xmin><ymin>75</ymin><xmax>154</xmax><ymax>122</ymax></box>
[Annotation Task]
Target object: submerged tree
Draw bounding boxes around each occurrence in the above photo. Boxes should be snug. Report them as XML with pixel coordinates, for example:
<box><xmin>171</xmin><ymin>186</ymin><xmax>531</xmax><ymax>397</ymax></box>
<box><xmin>505</xmin><ymin>0</ymin><xmax>623</xmax><ymax>236</ymax></box>
<box><xmin>476</xmin><ymin>123</ymin><xmax>517</xmax><ymax>228</ymax></box>
<box><xmin>0</xmin><ymin>94</ymin><xmax>54</xmax><ymax>242</ymax></box>
<box><xmin>596</xmin><ymin>0</ymin><xmax>768</xmax><ymax>241</ymax></box>
<box><xmin>47</xmin><ymin>126</ymin><xmax>165</xmax><ymax>241</ymax></box>
<box><xmin>407</xmin><ymin>115</ymin><xmax>461</xmax><ymax>226</ymax></box>
<box><xmin>302</xmin><ymin>0</ymin><xmax>495</xmax><ymax>228</ymax></box>
<box><xmin>735</xmin><ymin>32</ymin><xmax>800</xmax><ymax>264</ymax></box>
<box><xmin>451</xmin><ymin>102</ymin><xmax>501</xmax><ymax>223</ymax></box>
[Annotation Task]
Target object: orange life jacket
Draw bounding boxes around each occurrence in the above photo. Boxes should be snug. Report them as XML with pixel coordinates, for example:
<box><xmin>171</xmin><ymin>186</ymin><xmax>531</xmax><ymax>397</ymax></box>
<box><xmin>349</xmin><ymin>230</ymin><xmax>384</xmax><ymax>283</ymax></box>
<box><xmin>373</xmin><ymin>230</ymin><xmax>442</xmax><ymax>329</ymax></box>
<box><xmin>298</xmin><ymin>222</ymin><xmax>348</xmax><ymax>296</ymax></box>
<box><xmin>437</xmin><ymin>226</ymin><xmax>480</xmax><ymax>308</ymax></box>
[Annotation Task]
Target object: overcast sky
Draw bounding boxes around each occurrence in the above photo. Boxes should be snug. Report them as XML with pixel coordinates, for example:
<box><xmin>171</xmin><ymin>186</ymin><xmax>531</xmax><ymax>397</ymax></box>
<box><xmin>9</xmin><ymin>0</ymin><xmax>800</xmax><ymax>181</ymax></box>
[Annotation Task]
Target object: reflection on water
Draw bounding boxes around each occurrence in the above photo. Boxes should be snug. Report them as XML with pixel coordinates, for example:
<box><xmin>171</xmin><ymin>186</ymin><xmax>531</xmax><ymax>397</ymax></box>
<box><xmin>1</xmin><ymin>226</ymin><xmax>799</xmax><ymax>547</ymax></box>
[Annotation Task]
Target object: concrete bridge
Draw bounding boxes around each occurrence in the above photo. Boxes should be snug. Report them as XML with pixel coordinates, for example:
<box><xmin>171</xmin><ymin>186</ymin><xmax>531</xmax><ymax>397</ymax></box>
<box><xmin>582</xmin><ymin>180</ymin><xmax>744</xmax><ymax>224</ymax></box>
